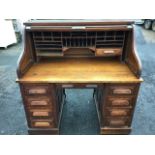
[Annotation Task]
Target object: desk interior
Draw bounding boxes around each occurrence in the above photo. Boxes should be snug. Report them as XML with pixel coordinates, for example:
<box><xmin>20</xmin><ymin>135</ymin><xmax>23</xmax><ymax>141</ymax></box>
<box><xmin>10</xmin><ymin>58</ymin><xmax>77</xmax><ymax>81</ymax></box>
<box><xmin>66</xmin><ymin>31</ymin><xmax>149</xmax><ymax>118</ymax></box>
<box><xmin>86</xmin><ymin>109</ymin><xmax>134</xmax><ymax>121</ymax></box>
<box><xmin>18</xmin><ymin>57</ymin><xmax>142</xmax><ymax>83</ymax></box>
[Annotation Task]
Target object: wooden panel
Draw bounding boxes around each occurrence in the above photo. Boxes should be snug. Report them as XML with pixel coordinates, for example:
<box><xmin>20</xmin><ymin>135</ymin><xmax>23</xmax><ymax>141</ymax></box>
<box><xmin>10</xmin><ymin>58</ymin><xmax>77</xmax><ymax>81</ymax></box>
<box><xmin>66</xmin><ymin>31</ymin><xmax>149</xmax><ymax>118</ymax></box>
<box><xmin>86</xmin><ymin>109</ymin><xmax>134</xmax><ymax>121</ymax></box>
<box><xmin>125</xmin><ymin>28</ymin><xmax>142</xmax><ymax>78</ymax></box>
<box><xmin>17</xmin><ymin>58</ymin><xmax>143</xmax><ymax>83</ymax></box>
<box><xmin>16</xmin><ymin>30</ymin><xmax>34</xmax><ymax>78</ymax></box>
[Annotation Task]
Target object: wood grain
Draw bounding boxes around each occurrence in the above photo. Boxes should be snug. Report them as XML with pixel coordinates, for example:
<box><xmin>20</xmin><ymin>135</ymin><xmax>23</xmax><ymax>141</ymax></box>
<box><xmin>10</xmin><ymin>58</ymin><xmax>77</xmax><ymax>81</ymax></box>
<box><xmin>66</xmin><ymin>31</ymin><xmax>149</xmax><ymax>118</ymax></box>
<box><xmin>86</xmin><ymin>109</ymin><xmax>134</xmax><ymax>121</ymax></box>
<box><xmin>17</xmin><ymin>58</ymin><xmax>142</xmax><ymax>83</ymax></box>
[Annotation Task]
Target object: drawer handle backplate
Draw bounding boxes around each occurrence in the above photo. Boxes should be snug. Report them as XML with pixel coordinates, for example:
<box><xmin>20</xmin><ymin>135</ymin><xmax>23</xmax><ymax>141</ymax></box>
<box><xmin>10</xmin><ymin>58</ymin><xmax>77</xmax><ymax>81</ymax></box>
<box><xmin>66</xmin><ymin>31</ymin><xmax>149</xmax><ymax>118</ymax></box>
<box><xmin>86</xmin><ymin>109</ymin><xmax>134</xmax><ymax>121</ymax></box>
<box><xmin>110</xmin><ymin>110</ymin><xmax>128</xmax><ymax>116</ymax></box>
<box><xmin>30</xmin><ymin>100</ymin><xmax>48</xmax><ymax>106</ymax></box>
<box><xmin>32</xmin><ymin>111</ymin><xmax>49</xmax><ymax>117</ymax></box>
<box><xmin>113</xmin><ymin>88</ymin><xmax>132</xmax><ymax>94</ymax></box>
<box><xmin>111</xmin><ymin>99</ymin><xmax>130</xmax><ymax>106</ymax></box>
<box><xmin>28</xmin><ymin>88</ymin><xmax>47</xmax><ymax>94</ymax></box>
<box><xmin>34</xmin><ymin>122</ymin><xmax>50</xmax><ymax>127</ymax></box>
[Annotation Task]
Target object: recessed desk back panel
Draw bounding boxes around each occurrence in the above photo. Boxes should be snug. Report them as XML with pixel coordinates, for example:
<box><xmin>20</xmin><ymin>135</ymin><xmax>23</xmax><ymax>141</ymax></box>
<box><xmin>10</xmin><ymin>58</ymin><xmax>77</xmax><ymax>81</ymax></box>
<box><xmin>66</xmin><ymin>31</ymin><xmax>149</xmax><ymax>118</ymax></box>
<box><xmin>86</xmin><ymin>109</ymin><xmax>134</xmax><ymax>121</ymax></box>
<box><xmin>16</xmin><ymin>20</ymin><xmax>143</xmax><ymax>135</ymax></box>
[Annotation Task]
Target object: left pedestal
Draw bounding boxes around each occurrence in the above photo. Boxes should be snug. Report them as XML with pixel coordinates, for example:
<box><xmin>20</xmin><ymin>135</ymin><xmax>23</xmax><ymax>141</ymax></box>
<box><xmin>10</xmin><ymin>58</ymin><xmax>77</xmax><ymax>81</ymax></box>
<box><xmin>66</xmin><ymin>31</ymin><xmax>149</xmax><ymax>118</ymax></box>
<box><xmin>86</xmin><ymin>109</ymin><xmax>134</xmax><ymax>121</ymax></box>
<box><xmin>19</xmin><ymin>83</ymin><xmax>63</xmax><ymax>135</ymax></box>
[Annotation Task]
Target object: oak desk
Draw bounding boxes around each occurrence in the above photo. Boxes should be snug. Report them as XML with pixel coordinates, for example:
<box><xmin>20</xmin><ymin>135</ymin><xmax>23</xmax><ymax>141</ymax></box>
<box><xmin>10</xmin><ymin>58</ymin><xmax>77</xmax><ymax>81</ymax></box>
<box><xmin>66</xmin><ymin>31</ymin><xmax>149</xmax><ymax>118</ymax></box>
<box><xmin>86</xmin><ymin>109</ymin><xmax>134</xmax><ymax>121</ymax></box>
<box><xmin>16</xmin><ymin>20</ymin><xmax>143</xmax><ymax>134</ymax></box>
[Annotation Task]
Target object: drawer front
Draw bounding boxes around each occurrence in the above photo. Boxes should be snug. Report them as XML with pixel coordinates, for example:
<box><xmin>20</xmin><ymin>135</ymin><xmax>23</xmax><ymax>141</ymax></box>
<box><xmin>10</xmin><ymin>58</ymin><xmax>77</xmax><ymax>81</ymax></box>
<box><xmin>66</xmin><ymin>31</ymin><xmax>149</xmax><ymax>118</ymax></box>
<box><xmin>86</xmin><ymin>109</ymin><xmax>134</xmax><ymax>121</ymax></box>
<box><xmin>95</xmin><ymin>48</ymin><xmax>122</xmax><ymax>56</ymax></box>
<box><xmin>24</xmin><ymin>84</ymin><xmax>50</xmax><ymax>95</ymax></box>
<box><xmin>30</xmin><ymin>119</ymin><xmax>54</xmax><ymax>128</ymax></box>
<box><xmin>107</xmin><ymin>96</ymin><xmax>134</xmax><ymax>107</ymax></box>
<box><xmin>28</xmin><ymin>109</ymin><xmax>53</xmax><ymax>119</ymax></box>
<box><xmin>26</xmin><ymin>97</ymin><xmax>52</xmax><ymax>108</ymax></box>
<box><xmin>105</xmin><ymin>108</ymin><xmax>131</xmax><ymax>117</ymax></box>
<box><xmin>107</xmin><ymin>84</ymin><xmax>137</xmax><ymax>95</ymax></box>
<box><xmin>105</xmin><ymin>117</ymin><xmax>129</xmax><ymax>127</ymax></box>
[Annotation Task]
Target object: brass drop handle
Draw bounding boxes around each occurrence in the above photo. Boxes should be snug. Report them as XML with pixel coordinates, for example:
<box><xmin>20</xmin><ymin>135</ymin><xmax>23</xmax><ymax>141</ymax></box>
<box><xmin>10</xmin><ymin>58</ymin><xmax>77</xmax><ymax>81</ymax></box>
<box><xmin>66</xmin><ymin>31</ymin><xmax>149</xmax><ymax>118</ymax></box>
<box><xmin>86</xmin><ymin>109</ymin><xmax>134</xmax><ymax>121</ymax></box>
<box><xmin>30</xmin><ymin>100</ymin><xmax>48</xmax><ymax>106</ymax></box>
<box><xmin>34</xmin><ymin>122</ymin><xmax>50</xmax><ymax>127</ymax></box>
<box><xmin>110</xmin><ymin>110</ymin><xmax>127</xmax><ymax>116</ymax></box>
<box><xmin>32</xmin><ymin>111</ymin><xmax>49</xmax><ymax>117</ymax></box>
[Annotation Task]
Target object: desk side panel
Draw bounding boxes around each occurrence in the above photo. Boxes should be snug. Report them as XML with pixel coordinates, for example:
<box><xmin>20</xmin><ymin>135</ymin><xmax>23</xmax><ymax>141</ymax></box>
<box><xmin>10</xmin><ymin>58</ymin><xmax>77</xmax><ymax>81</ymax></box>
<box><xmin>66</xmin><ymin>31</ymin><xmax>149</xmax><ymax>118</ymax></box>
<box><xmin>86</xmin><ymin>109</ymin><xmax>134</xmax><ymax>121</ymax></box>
<box><xmin>17</xmin><ymin>30</ymin><xmax>35</xmax><ymax>78</ymax></box>
<box><xmin>125</xmin><ymin>26</ymin><xmax>142</xmax><ymax>78</ymax></box>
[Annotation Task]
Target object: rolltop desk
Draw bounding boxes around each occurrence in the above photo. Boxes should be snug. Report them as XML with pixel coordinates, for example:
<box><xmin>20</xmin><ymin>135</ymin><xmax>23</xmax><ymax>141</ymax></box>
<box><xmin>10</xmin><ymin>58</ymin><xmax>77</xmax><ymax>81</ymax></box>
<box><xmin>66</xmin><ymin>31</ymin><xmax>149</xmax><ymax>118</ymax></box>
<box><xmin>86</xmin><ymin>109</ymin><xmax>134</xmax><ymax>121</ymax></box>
<box><xmin>16</xmin><ymin>20</ymin><xmax>143</xmax><ymax>135</ymax></box>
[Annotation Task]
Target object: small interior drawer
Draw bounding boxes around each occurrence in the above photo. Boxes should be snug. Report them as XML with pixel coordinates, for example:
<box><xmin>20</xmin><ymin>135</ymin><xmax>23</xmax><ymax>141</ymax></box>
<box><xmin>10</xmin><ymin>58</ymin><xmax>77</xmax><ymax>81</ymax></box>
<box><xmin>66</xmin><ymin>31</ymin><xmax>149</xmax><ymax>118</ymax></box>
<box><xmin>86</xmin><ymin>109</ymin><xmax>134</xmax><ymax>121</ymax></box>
<box><xmin>105</xmin><ymin>117</ymin><xmax>129</xmax><ymax>127</ymax></box>
<box><xmin>107</xmin><ymin>84</ymin><xmax>137</xmax><ymax>95</ymax></box>
<box><xmin>105</xmin><ymin>108</ymin><xmax>131</xmax><ymax>117</ymax></box>
<box><xmin>95</xmin><ymin>48</ymin><xmax>122</xmax><ymax>57</ymax></box>
<box><xmin>107</xmin><ymin>96</ymin><xmax>134</xmax><ymax>107</ymax></box>
<box><xmin>26</xmin><ymin>97</ymin><xmax>52</xmax><ymax>108</ymax></box>
<box><xmin>23</xmin><ymin>84</ymin><xmax>50</xmax><ymax>95</ymax></box>
<box><xmin>30</xmin><ymin>119</ymin><xmax>54</xmax><ymax>128</ymax></box>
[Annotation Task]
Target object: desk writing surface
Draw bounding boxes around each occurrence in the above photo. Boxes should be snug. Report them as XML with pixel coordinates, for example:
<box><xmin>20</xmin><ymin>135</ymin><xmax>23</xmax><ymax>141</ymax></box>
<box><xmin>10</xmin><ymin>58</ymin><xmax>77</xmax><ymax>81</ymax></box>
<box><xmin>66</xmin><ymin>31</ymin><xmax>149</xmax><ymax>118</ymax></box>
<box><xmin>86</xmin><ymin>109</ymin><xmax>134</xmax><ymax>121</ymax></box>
<box><xmin>18</xmin><ymin>58</ymin><xmax>142</xmax><ymax>83</ymax></box>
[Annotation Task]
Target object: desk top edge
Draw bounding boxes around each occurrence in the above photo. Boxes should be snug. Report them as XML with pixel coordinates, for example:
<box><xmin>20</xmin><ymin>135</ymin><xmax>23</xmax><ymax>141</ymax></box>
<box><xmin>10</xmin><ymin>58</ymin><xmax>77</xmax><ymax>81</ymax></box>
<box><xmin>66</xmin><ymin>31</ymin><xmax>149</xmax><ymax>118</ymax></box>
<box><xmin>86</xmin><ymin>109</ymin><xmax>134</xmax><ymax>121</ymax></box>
<box><xmin>16</xmin><ymin>58</ymin><xmax>143</xmax><ymax>83</ymax></box>
<box><xmin>24</xmin><ymin>19</ymin><xmax>135</xmax><ymax>26</ymax></box>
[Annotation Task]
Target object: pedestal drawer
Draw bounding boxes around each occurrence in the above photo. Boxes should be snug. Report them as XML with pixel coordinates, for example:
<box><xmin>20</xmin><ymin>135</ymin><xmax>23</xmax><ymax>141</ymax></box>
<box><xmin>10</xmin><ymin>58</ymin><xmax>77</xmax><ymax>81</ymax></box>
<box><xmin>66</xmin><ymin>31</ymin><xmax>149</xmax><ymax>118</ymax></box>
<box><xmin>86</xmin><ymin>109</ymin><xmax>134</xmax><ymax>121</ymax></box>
<box><xmin>107</xmin><ymin>84</ymin><xmax>138</xmax><ymax>95</ymax></box>
<box><xmin>104</xmin><ymin>117</ymin><xmax>130</xmax><ymax>127</ymax></box>
<box><xmin>106</xmin><ymin>96</ymin><xmax>134</xmax><ymax>107</ymax></box>
<box><xmin>23</xmin><ymin>84</ymin><xmax>50</xmax><ymax>95</ymax></box>
<box><xmin>26</xmin><ymin>97</ymin><xmax>52</xmax><ymax>108</ymax></box>
<box><xmin>29</xmin><ymin>109</ymin><xmax>53</xmax><ymax>119</ymax></box>
<box><xmin>30</xmin><ymin>119</ymin><xmax>54</xmax><ymax>128</ymax></box>
<box><xmin>105</xmin><ymin>108</ymin><xmax>131</xmax><ymax>117</ymax></box>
